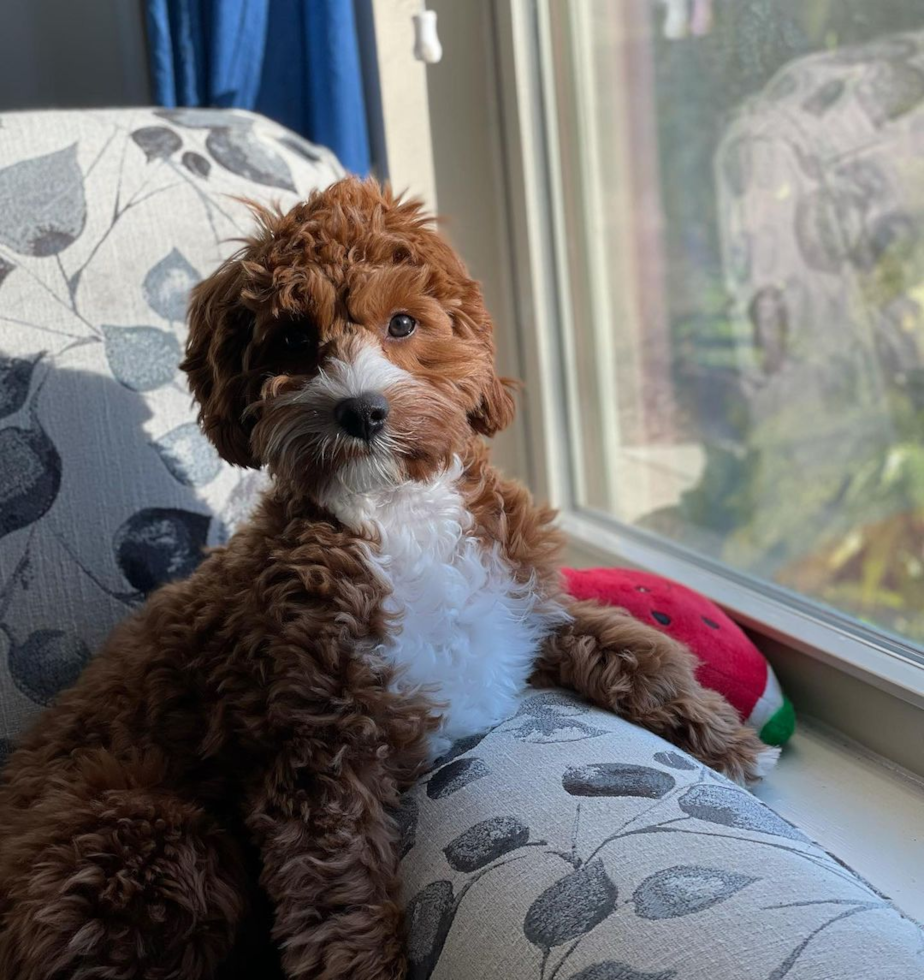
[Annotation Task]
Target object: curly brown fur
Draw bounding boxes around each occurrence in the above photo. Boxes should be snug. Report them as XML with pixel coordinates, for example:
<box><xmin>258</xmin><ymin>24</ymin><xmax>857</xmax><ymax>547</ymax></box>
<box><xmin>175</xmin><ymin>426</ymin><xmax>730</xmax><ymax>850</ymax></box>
<box><xmin>0</xmin><ymin>177</ymin><xmax>767</xmax><ymax>980</ymax></box>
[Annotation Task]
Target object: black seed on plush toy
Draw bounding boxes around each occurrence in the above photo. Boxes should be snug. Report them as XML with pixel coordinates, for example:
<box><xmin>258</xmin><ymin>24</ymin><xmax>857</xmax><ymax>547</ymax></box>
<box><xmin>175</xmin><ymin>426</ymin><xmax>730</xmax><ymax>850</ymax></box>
<box><xmin>651</xmin><ymin>611</ymin><xmax>671</xmax><ymax>626</ymax></box>
<box><xmin>702</xmin><ymin>617</ymin><xmax>720</xmax><ymax>629</ymax></box>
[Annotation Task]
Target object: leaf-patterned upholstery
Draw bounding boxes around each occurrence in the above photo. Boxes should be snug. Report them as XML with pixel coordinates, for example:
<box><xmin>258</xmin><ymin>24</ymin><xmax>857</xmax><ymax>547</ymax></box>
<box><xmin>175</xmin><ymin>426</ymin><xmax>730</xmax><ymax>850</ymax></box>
<box><xmin>403</xmin><ymin>691</ymin><xmax>924</xmax><ymax>979</ymax></box>
<box><xmin>0</xmin><ymin>109</ymin><xmax>921</xmax><ymax>979</ymax></box>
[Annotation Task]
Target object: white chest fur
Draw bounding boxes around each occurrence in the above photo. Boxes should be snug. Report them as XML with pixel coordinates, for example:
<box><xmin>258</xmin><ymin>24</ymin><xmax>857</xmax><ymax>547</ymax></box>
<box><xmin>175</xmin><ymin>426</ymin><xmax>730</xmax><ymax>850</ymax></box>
<box><xmin>330</xmin><ymin>461</ymin><xmax>565</xmax><ymax>758</ymax></box>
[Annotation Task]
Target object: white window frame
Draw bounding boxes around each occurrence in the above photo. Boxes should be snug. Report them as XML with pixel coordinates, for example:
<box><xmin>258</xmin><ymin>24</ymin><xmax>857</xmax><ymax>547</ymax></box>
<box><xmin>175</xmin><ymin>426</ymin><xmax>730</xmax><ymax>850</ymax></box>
<box><xmin>491</xmin><ymin>0</ymin><xmax>924</xmax><ymax>714</ymax></box>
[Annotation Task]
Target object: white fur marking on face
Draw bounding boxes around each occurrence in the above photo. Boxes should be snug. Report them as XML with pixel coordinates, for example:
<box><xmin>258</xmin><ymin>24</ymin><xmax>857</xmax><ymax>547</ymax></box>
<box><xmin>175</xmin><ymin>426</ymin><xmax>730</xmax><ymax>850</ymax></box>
<box><xmin>342</xmin><ymin>458</ymin><xmax>570</xmax><ymax>759</ymax></box>
<box><xmin>271</xmin><ymin>339</ymin><xmax>414</xmax><ymax>424</ymax></box>
<box><xmin>261</xmin><ymin>337</ymin><xmax>415</xmax><ymax>494</ymax></box>
<box><xmin>327</xmin><ymin>340</ymin><xmax>412</xmax><ymax>399</ymax></box>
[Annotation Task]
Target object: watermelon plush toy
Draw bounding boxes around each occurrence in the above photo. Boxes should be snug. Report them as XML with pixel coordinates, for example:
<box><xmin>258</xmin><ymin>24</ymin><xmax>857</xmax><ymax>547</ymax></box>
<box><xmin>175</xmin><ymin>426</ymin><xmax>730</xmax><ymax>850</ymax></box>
<box><xmin>563</xmin><ymin>567</ymin><xmax>795</xmax><ymax>746</ymax></box>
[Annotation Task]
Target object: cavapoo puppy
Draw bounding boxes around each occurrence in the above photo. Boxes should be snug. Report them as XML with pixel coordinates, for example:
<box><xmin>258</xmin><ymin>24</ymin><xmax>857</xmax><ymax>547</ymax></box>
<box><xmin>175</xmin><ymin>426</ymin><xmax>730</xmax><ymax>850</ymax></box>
<box><xmin>0</xmin><ymin>177</ymin><xmax>772</xmax><ymax>980</ymax></box>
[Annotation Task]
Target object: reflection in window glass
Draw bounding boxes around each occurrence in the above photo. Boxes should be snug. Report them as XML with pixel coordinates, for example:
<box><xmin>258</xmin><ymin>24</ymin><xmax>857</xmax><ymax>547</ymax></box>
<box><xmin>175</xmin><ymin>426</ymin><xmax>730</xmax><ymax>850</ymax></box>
<box><xmin>549</xmin><ymin>0</ymin><xmax>924</xmax><ymax>643</ymax></box>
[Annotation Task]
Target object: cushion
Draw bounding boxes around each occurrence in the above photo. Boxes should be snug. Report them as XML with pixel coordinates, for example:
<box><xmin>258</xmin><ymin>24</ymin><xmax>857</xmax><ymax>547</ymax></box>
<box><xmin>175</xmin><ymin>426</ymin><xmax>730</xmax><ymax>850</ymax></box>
<box><xmin>0</xmin><ymin>108</ymin><xmax>342</xmax><ymax>757</ymax></box>
<box><xmin>401</xmin><ymin>689</ymin><xmax>924</xmax><ymax>980</ymax></box>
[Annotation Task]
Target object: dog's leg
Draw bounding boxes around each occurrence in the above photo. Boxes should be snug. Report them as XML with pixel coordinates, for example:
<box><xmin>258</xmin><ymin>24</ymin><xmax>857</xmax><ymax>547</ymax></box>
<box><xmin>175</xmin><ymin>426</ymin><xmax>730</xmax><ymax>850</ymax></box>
<box><xmin>531</xmin><ymin>599</ymin><xmax>772</xmax><ymax>784</ymax></box>
<box><xmin>246</xmin><ymin>763</ymin><xmax>408</xmax><ymax>980</ymax></box>
<box><xmin>0</xmin><ymin>770</ymin><xmax>248</xmax><ymax>980</ymax></box>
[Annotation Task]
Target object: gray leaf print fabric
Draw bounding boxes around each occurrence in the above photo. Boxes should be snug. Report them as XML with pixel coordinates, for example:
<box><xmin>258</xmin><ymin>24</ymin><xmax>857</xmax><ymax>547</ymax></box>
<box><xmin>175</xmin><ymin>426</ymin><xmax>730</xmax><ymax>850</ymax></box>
<box><xmin>0</xmin><ymin>257</ymin><xmax>15</xmax><ymax>289</ymax></box>
<box><xmin>8</xmin><ymin>630</ymin><xmax>91</xmax><ymax>706</ymax></box>
<box><xmin>113</xmin><ymin>508</ymin><xmax>213</xmax><ymax>596</ymax></box>
<box><xmin>571</xmin><ymin>965</ymin><xmax>677</xmax><ymax>980</ymax></box>
<box><xmin>206</xmin><ymin>126</ymin><xmax>297</xmax><ymax>191</ymax></box>
<box><xmin>394</xmin><ymin>794</ymin><xmax>420</xmax><ymax>860</ymax></box>
<box><xmin>406</xmin><ymin>880</ymin><xmax>457</xmax><ymax>980</ymax></box>
<box><xmin>0</xmin><ymin>422</ymin><xmax>61</xmax><ymax>538</ymax></box>
<box><xmin>677</xmin><ymin>783</ymin><xmax>808</xmax><ymax>841</ymax></box>
<box><xmin>427</xmin><ymin>758</ymin><xmax>491</xmax><ymax>799</ymax></box>
<box><xmin>142</xmin><ymin>248</ymin><xmax>200</xmax><ymax>322</ymax></box>
<box><xmin>523</xmin><ymin>860</ymin><xmax>619</xmax><ymax>949</ymax></box>
<box><xmin>181</xmin><ymin>151</ymin><xmax>211</xmax><ymax>179</ymax></box>
<box><xmin>156</xmin><ymin>106</ymin><xmax>252</xmax><ymax>129</ymax></box>
<box><xmin>503</xmin><ymin>689</ymin><xmax>608</xmax><ymax>743</ymax></box>
<box><xmin>631</xmin><ymin>866</ymin><xmax>756</xmax><ymax>919</ymax></box>
<box><xmin>0</xmin><ymin>145</ymin><xmax>86</xmax><ymax>256</ymax></box>
<box><xmin>0</xmin><ymin>356</ymin><xmax>38</xmax><ymax>418</ymax></box>
<box><xmin>653</xmin><ymin>751</ymin><xmax>697</xmax><ymax>771</ymax></box>
<box><xmin>102</xmin><ymin>325</ymin><xmax>181</xmax><ymax>392</ymax></box>
<box><xmin>0</xmin><ymin>107</ymin><xmax>342</xmax><ymax>737</ymax></box>
<box><xmin>131</xmin><ymin>126</ymin><xmax>183</xmax><ymax>162</ymax></box>
<box><xmin>562</xmin><ymin>763</ymin><xmax>676</xmax><ymax>799</ymax></box>
<box><xmin>400</xmin><ymin>689</ymin><xmax>923</xmax><ymax>979</ymax></box>
<box><xmin>153</xmin><ymin>422</ymin><xmax>222</xmax><ymax>487</ymax></box>
<box><xmin>443</xmin><ymin>816</ymin><xmax>530</xmax><ymax>873</ymax></box>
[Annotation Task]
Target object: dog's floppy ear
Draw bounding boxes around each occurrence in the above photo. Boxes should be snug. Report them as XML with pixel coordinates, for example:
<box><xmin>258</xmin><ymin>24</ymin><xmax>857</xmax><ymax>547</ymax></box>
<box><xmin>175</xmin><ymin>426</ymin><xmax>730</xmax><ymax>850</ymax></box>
<box><xmin>181</xmin><ymin>256</ymin><xmax>260</xmax><ymax>469</ymax></box>
<box><xmin>455</xmin><ymin>287</ymin><xmax>518</xmax><ymax>438</ymax></box>
<box><xmin>469</xmin><ymin>373</ymin><xmax>517</xmax><ymax>437</ymax></box>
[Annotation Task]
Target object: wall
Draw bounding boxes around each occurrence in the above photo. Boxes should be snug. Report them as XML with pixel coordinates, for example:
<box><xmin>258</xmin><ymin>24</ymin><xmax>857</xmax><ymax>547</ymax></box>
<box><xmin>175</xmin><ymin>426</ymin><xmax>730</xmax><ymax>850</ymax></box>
<box><xmin>360</xmin><ymin>0</ymin><xmax>437</xmax><ymax>209</ymax></box>
<box><xmin>425</xmin><ymin>0</ymin><xmax>529</xmax><ymax>483</ymax></box>
<box><xmin>0</xmin><ymin>0</ymin><xmax>150</xmax><ymax>112</ymax></box>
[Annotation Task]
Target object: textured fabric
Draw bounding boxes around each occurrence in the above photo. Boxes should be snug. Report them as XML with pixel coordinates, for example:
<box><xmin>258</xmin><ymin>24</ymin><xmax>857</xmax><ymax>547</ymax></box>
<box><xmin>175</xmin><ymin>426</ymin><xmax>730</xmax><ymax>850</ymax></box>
<box><xmin>145</xmin><ymin>0</ymin><xmax>372</xmax><ymax>174</ymax></box>
<box><xmin>0</xmin><ymin>107</ymin><xmax>342</xmax><ymax>758</ymax></box>
<box><xmin>401</xmin><ymin>688</ymin><xmax>924</xmax><ymax>980</ymax></box>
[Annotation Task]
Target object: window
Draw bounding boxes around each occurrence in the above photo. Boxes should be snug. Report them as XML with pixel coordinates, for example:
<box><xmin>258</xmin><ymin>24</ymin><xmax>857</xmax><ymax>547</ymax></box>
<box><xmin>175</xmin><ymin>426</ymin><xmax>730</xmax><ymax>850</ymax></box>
<box><xmin>501</xmin><ymin>0</ymin><xmax>924</xmax><ymax>683</ymax></box>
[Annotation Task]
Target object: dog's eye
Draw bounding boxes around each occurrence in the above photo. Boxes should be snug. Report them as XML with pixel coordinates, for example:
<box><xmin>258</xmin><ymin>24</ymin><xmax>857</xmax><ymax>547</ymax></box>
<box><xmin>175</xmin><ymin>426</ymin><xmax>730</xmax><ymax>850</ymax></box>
<box><xmin>280</xmin><ymin>327</ymin><xmax>312</xmax><ymax>351</ymax></box>
<box><xmin>387</xmin><ymin>313</ymin><xmax>416</xmax><ymax>338</ymax></box>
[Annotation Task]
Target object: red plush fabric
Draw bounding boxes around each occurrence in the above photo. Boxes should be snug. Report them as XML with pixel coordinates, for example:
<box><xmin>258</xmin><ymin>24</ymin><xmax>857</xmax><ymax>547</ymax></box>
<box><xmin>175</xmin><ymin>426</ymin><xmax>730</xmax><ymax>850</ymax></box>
<box><xmin>563</xmin><ymin>567</ymin><xmax>767</xmax><ymax>722</ymax></box>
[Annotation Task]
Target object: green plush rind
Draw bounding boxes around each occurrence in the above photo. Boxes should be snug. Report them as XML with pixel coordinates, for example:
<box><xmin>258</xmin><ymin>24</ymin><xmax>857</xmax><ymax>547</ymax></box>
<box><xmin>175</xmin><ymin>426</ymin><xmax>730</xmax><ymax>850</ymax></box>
<box><xmin>759</xmin><ymin>695</ymin><xmax>796</xmax><ymax>746</ymax></box>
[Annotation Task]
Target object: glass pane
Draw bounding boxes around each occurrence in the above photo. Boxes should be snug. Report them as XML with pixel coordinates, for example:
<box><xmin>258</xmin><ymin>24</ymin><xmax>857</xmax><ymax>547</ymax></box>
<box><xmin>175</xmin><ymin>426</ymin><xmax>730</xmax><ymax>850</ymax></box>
<box><xmin>547</xmin><ymin>0</ymin><xmax>924</xmax><ymax>645</ymax></box>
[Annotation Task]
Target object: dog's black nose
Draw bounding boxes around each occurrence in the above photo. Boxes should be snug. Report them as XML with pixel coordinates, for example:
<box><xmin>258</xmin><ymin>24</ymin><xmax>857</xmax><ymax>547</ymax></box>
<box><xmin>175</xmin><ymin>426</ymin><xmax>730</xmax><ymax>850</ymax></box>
<box><xmin>334</xmin><ymin>393</ymin><xmax>390</xmax><ymax>441</ymax></box>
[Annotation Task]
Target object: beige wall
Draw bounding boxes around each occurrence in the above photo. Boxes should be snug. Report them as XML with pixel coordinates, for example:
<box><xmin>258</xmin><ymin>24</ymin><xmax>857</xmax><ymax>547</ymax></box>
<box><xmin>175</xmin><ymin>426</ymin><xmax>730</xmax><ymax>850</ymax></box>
<box><xmin>363</xmin><ymin>0</ymin><xmax>438</xmax><ymax>211</ymax></box>
<box><xmin>425</xmin><ymin>0</ymin><xmax>529</xmax><ymax>483</ymax></box>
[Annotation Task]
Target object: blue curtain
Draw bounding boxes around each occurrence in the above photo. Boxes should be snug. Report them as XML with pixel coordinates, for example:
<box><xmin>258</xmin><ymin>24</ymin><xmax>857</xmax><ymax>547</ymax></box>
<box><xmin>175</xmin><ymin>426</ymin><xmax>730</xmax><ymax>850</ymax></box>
<box><xmin>145</xmin><ymin>0</ymin><xmax>371</xmax><ymax>174</ymax></box>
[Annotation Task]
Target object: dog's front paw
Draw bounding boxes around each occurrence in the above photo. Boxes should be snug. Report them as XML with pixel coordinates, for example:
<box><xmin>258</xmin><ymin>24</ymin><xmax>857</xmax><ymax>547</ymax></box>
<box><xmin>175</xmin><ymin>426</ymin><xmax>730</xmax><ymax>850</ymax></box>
<box><xmin>666</xmin><ymin>691</ymin><xmax>780</xmax><ymax>786</ymax></box>
<box><xmin>714</xmin><ymin>730</ymin><xmax>781</xmax><ymax>786</ymax></box>
<box><xmin>700</xmin><ymin>719</ymin><xmax>779</xmax><ymax>786</ymax></box>
<box><xmin>752</xmin><ymin>744</ymin><xmax>782</xmax><ymax>780</ymax></box>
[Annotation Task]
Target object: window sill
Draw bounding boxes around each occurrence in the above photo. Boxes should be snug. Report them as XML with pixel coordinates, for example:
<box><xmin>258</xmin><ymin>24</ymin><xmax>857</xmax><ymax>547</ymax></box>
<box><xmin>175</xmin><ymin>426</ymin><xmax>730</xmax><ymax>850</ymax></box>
<box><xmin>755</xmin><ymin>718</ymin><xmax>924</xmax><ymax>924</ymax></box>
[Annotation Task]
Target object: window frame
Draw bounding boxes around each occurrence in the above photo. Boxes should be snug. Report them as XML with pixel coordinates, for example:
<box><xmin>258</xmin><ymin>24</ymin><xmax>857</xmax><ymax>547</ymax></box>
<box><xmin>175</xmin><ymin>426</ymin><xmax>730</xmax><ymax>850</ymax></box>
<box><xmin>491</xmin><ymin>0</ymin><xmax>924</xmax><ymax>712</ymax></box>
